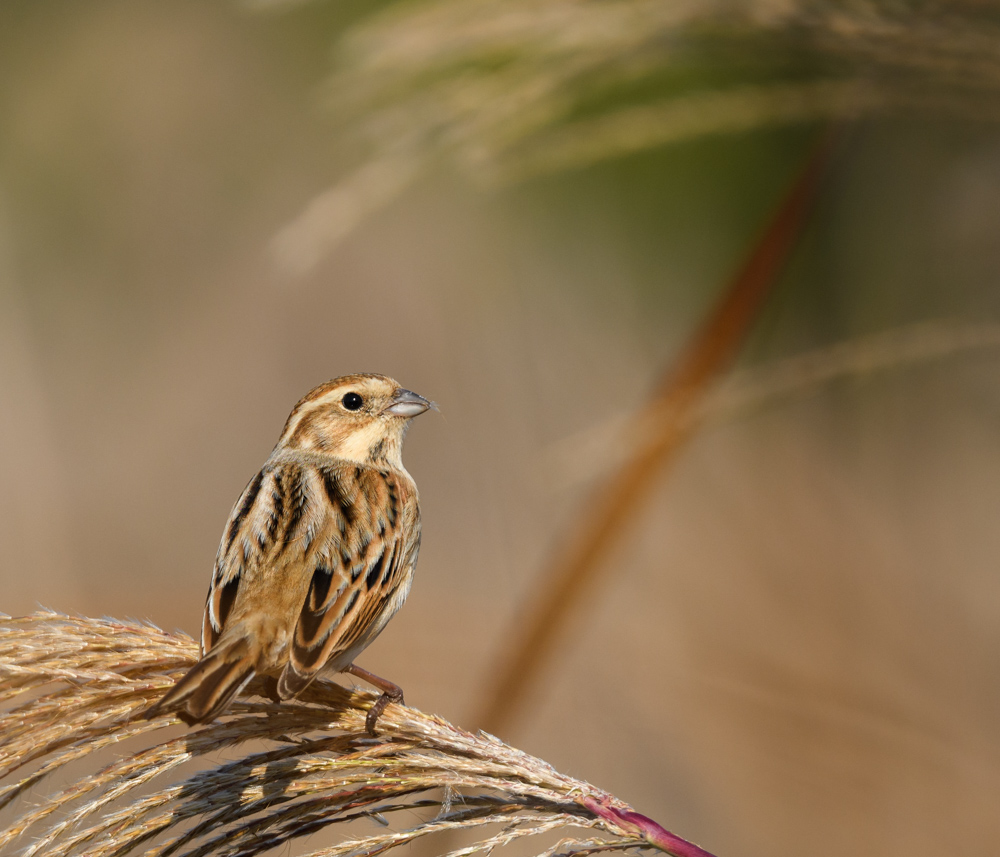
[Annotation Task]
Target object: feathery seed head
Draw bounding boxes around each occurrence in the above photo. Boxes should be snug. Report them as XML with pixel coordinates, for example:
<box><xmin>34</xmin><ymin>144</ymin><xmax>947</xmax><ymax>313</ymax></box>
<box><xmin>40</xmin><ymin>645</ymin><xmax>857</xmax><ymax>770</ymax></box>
<box><xmin>0</xmin><ymin>612</ymin><xmax>716</xmax><ymax>857</ymax></box>
<box><xmin>278</xmin><ymin>374</ymin><xmax>431</xmax><ymax>465</ymax></box>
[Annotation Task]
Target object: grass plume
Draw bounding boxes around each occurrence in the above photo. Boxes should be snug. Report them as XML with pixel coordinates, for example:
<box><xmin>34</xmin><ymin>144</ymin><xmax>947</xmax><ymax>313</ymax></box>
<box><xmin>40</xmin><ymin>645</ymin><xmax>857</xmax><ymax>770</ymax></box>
<box><xmin>267</xmin><ymin>0</ymin><xmax>1000</xmax><ymax>271</ymax></box>
<box><xmin>0</xmin><ymin>612</ymin><xmax>715</xmax><ymax>857</ymax></box>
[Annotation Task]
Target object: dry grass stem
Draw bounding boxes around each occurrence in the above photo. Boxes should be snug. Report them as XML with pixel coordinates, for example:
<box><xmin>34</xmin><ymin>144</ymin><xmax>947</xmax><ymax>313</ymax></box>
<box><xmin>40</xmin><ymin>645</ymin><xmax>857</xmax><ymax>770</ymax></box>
<box><xmin>0</xmin><ymin>612</ymin><xmax>715</xmax><ymax>857</ymax></box>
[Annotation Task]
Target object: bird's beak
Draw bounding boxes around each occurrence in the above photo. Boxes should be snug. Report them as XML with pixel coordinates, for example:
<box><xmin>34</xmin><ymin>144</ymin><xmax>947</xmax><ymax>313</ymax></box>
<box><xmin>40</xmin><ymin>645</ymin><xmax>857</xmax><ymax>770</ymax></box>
<box><xmin>383</xmin><ymin>388</ymin><xmax>433</xmax><ymax>418</ymax></box>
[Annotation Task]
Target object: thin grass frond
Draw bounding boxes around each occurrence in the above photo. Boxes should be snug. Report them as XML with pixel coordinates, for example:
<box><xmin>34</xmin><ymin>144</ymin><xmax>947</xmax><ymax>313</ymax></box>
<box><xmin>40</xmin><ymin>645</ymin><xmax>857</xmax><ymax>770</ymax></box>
<box><xmin>263</xmin><ymin>0</ymin><xmax>1000</xmax><ymax>269</ymax></box>
<box><xmin>545</xmin><ymin>320</ymin><xmax>1000</xmax><ymax>487</ymax></box>
<box><xmin>0</xmin><ymin>612</ymin><xmax>714</xmax><ymax>857</ymax></box>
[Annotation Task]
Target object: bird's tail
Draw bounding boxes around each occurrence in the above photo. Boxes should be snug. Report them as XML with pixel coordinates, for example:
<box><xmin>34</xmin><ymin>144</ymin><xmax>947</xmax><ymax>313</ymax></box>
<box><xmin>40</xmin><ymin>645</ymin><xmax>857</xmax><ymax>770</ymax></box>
<box><xmin>144</xmin><ymin>635</ymin><xmax>256</xmax><ymax>725</ymax></box>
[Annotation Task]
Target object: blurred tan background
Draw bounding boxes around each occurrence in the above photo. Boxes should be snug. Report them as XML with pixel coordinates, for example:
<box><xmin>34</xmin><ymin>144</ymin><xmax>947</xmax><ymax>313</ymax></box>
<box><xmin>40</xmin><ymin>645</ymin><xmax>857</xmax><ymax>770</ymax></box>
<box><xmin>2</xmin><ymin>2</ymin><xmax>1000</xmax><ymax>856</ymax></box>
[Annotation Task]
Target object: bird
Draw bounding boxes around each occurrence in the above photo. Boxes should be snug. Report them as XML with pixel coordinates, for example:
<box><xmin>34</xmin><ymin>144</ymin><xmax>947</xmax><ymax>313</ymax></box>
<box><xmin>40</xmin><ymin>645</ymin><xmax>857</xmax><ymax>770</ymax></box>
<box><xmin>145</xmin><ymin>374</ymin><xmax>432</xmax><ymax>734</ymax></box>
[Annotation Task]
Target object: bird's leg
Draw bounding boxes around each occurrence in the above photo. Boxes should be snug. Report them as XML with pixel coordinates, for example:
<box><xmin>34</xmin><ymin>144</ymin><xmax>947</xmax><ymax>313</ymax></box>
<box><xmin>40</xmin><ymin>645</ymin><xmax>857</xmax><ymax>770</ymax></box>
<box><xmin>345</xmin><ymin>663</ymin><xmax>404</xmax><ymax>735</ymax></box>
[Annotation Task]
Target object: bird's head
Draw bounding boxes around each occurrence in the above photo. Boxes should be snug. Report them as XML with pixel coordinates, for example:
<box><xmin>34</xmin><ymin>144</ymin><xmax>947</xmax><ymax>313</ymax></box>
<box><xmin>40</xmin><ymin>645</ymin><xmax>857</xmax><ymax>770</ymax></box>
<box><xmin>276</xmin><ymin>374</ymin><xmax>432</xmax><ymax>467</ymax></box>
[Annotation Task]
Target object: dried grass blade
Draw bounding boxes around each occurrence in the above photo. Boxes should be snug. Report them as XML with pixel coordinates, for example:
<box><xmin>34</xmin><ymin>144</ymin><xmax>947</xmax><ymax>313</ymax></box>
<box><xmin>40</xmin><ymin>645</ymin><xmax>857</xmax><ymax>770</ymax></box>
<box><xmin>1</xmin><ymin>612</ymin><xmax>714</xmax><ymax>857</ymax></box>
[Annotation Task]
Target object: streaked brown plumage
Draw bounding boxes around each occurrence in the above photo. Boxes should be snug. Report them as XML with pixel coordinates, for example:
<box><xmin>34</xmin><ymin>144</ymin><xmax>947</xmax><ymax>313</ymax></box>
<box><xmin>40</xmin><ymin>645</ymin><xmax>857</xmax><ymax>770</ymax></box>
<box><xmin>146</xmin><ymin>374</ymin><xmax>431</xmax><ymax>733</ymax></box>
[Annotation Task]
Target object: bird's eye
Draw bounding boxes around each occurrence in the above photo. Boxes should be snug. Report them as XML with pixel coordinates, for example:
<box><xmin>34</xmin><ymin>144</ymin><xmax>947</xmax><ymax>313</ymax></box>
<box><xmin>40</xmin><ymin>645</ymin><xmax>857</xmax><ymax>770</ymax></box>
<box><xmin>342</xmin><ymin>392</ymin><xmax>364</xmax><ymax>411</ymax></box>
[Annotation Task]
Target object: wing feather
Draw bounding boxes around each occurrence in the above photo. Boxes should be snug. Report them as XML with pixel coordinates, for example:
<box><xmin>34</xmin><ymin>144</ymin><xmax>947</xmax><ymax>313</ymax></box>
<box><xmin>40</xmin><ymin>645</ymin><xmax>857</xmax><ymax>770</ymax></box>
<box><xmin>286</xmin><ymin>466</ymin><xmax>416</xmax><ymax>686</ymax></box>
<box><xmin>200</xmin><ymin>462</ymin><xmax>314</xmax><ymax>654</ymax></box>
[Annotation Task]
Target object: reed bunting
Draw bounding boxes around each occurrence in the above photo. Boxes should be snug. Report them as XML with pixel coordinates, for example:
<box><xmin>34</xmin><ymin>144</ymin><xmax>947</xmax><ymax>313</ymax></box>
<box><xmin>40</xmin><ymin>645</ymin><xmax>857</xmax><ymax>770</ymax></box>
<box><xmin>146</xmin><ymin>374</ymin><xmax>431</xmax><ymax>734</ymax></box>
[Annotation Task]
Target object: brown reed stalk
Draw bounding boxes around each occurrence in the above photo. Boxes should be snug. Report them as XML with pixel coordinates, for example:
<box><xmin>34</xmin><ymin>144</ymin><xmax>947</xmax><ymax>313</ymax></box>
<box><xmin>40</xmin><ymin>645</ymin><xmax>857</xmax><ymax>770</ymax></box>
<box><xmin>475</xmin><ymin>129</ymin><xmax>837</xmax><ymax>736</ymax></box>
<box><xmin>0</xmin><ymin>611</ymin><xmax>716</xmax><ymax>857</ymax></box>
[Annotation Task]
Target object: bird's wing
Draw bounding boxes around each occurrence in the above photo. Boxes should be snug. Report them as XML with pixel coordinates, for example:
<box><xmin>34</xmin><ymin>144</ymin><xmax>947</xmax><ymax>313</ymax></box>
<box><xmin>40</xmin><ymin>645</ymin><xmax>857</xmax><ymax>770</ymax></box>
<box><xmin>201</xmin><ymin>459</ymin><xmax>341</xmax><ymax>653</ymax></box>
<box><xmin>282</xmin><ymin>464</ymin><xmax>418</xmax><ymax>693</ymax></box>
<box><xmin>202</xmin><ymin>468</ymin><xmax>269</xmax><ymax>654</ymax></box>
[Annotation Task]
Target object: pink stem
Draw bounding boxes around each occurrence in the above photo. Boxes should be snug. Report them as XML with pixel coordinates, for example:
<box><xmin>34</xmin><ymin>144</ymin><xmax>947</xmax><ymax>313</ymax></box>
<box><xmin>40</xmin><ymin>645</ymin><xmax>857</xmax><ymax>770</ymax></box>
<box><xmin>582</xmin><ymin>796</ymin><xmax>718</xmax><ymax>857</ymax></box>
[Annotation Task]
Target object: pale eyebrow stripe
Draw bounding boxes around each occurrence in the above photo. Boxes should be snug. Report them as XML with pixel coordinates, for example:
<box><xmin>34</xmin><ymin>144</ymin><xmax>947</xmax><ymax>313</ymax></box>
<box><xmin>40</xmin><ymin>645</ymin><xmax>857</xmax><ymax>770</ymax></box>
<box><xmin>281</xmin><ymin>389</ymin><xmax>346</xmax><ymax>440</ymax></box>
